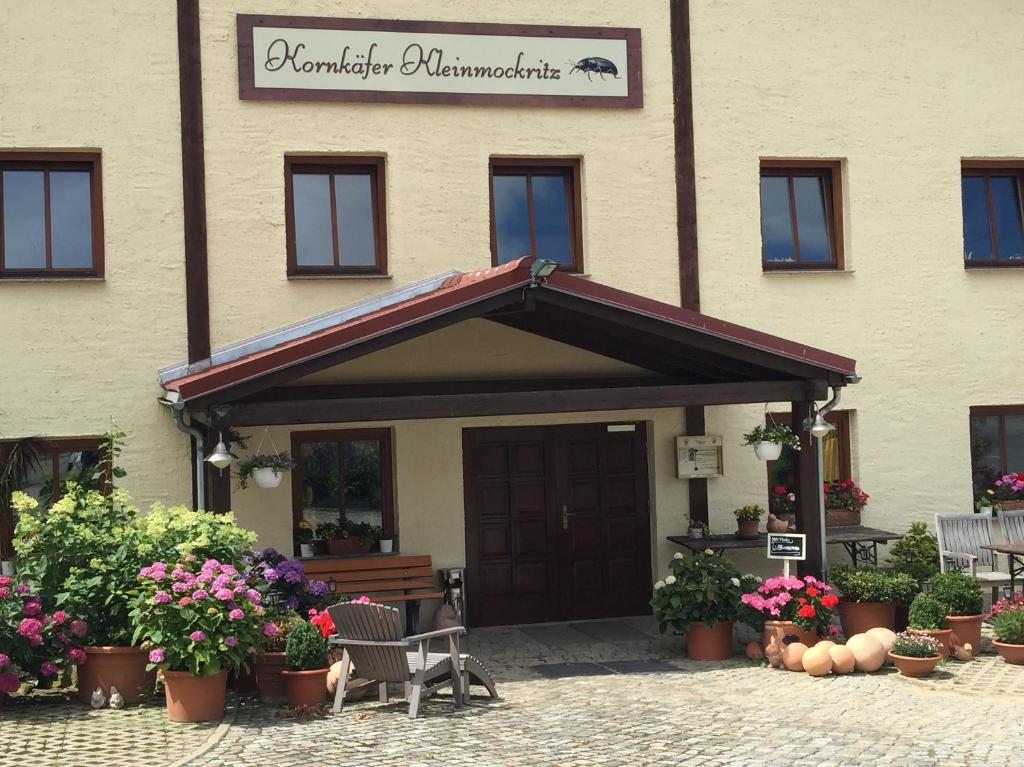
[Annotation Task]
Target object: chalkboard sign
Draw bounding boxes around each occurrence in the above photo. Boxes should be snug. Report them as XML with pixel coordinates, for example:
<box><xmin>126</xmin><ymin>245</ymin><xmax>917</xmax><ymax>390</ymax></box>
<box><xmin>767</xmin><ymin>533</ymin><xmax>806</xmax><ymax>561</ymax></box>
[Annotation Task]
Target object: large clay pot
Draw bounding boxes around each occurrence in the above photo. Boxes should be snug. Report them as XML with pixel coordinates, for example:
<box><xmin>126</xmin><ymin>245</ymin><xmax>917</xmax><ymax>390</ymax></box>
<box><xmin>736</xmin><ymin>519</ymin><xmax>760</xmax><ymax>539</ymax></box>
<box><xmin>282</xmin><ymin>668</ymin><xmax>329</xmax><ymax>707</ymax></box>
<box><xmin>254</xmin><ymin>652</ymin><xmax>287</xmax><ymax>703</ymax></box>
<box><xmin>686</xmin><ymin>620</ymin><xmax>733</xmax><ymax>661</ymax></box>
<box><xmin>993</xmin><ymin>641</ymin><xmax>1024</xmax><ymax>665</ymax></box>
<box><xmin>762</xmin><ymin>621</ymin><xmax>817</xmax><ymax>649</ymax></box>
<box><xmin>162</xmin><ymin>669</ymin><xmax>227</xmax><ymax>723</ymax></box>
<box><xmin>77</xmin><ymin>646</ymin><xmax>156</xmax><ymax>705</ymax></box>
<box><xmin>325</xmin><ymin>538</ymin><xmax>371</xmax><ymax>556</ymax></box>
<box><xmin>838</xmin><ymin>601</ymin><xmax>895</xmax><ymax>639</ymax></box>
<box><xmin>946</xmin><ymin>614</ymin><xmax>984</xmax><ymax>656</ymax></box>
<box><xmin>888</xmin><ymin>652</ymin><xmax>941</xmax><ymax>678</ymax></box>
<box><xmin>910</xmin><ymin>628</ymin><xmax>953</xmax><ymax>658</ymax></box>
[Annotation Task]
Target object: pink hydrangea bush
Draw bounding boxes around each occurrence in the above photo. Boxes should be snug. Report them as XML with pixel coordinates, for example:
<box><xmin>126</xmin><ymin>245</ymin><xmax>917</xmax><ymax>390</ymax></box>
<box><xmin>130</xmin><ymin>559</ymin><xmax>269</xmax><ymax>677</ymax></box>
<box><xmin>739</xmin><ymin>574</ymin><xmax>839</xmax><ymax>637</ymax></box>
<box><xmin>0</xmin><ymin>575</ymin><xmax>88</xmax><ymax>688</ymax></box>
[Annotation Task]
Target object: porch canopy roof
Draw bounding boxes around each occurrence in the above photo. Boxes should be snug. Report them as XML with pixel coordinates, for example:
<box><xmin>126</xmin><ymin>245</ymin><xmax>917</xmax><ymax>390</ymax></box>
<box><xmin>158</xmin><ymin>258</ymin><xmax>858</xmax><ymax>425</ymax></box>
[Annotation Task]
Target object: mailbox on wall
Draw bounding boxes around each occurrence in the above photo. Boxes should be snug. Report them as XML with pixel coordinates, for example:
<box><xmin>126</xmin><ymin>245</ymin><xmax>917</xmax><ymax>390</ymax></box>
<box><xmin>676</xmin><ymin>435</ymin><xmax>723</xmax><ymax>478</ymax></box>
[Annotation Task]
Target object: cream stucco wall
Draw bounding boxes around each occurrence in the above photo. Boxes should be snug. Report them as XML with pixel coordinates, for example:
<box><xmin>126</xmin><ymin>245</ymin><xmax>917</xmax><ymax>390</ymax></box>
<box><xmin>689</xmin><ymin>0</ymin><xmax>1024</xmax><ymax>555</ymax></box>
<box><xmin>1</xmin><ymin>3</ymin><xmax>189</xmax><ymax>500</ymax></box>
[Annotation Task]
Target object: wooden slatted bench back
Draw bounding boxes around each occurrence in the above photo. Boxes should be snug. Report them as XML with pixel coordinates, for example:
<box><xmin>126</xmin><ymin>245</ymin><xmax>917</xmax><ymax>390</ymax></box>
<box><xmin>303</xmin><ymin>554</ymin><xmax>443</xmax><ymax>603</ymax></box>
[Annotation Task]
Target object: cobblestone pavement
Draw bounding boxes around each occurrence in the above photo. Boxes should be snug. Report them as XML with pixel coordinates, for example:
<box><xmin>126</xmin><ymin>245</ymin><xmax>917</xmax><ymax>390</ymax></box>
<box><xmin>3</xmin><ymin>619</ymin><xmax>1023</xmax><ymax>767</ymax></box>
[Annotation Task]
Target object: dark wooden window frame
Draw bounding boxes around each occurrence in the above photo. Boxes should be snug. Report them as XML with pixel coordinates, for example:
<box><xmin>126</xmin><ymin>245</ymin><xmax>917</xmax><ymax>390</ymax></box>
<box><xmin>969</xmin><ymin>404</ymin><xmax>1024</xmax><ymax>478</ymax></box>
<box><xmin>289</xmin><ymin>427</ymin><xmax>396</xmax><ymax>541</ymax></box>
<box><xmin>961</xmin><ymin>161</ymin><xmax>1024</xmax><ymax>269</ymax></box>
<box><xmin>489</xmin><ymin>158</ymin><xmax>584</xmax><ymax>273</ymax></box>
<box><xmin>284</xmin><ymin>155</ymin><xmax>388</xmax><ymax>277</ymax></box>
<box><xmin>0</xmin><ymin>152</ymin><xmax>104</xmax><ymax>279</ymax></box>
<box><xmin>0</xmin><ymin>436</ymin><xmax>105</xmax><ymax>558</ymax></box>
<box><xmin>760</xmin><ymin>159</ymin><xmax>844</xmax><ymax>271</ymax></box>
<box><xmin>765</xmin><ymin>410</ymin><xmax>852</xmax><ymax>491</ymax></box>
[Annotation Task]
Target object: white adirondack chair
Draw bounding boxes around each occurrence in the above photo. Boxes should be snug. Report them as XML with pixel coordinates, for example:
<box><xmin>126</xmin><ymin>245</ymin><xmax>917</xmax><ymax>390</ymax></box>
<box><xmin>934</xmin><ymin>513</ymin><xmax>1012</xmax><ymax>601</ymax></box>
<box><xmin>327</xmin><ymin>601</ymin><xmax>463</xmax><ymax>719</ymax></box>
<box><xmin>1001</xmin><ymin>509</ymin><xmax>1024</xmax><ymax>545</ymax></box>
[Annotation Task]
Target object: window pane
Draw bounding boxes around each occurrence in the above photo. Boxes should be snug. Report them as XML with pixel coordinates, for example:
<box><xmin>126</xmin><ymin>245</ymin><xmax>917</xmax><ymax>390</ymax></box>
<box><xmin>3</xmin><ymin>170</ymin><xmax>46</xmax><ymax>268</ymax></box>
<box><xmin>343</xmin><ymin>440</ymin><xmax>383</xmax><ymax>530</ymax></box>
<box><xmin>793</xmin><ymin>175</ymin><xmax>832</xmax><ymax>263</ymax></box>
<box><xmin>531</xmin><ymin>174</ymin><xmax>573</xmax><ymax>265</ymax></box>
<box><xmin>1006</xmin><ymin>415</ymin><xmax>1024</xmax><ymax>473</ymax></box>
<box><xmin>300</xmin><ymin>442</ymin><xmax>340</xmax><ymax>528</ymax></box>
<box><xmin>50</xmin><ymin>171</ymin><xmax>93</xmax><ymax>268</ymax></box>
<box><xmin>760</xmin><ymin>176</ymin><xmax>795</xmax><ymax>262</ymax></box>
<box><xmin>334</xmin><ymin>174</ymin><xmax>376</xmax><ymax>267</ymax></box>
<box><xmin>292</xmin><ymin>174</ymin><xmax>334</xmax><ymax>266</ymax></box>
<box><xmin>492</xmin><ymin>174</ymin><xmax>531</xmax><ymax>264</ymax></box>
<box><xmin>990</xmin><ymin>176</ymin><xmax>1024</xmax><ymax>261</ymax></box>
<box><xmin>970</xmin><ymin>415</ymin><xmax>1002</xmax><ymax>496</ymax></box>
<box><xmin>58</xmin><ymin>449</ymin><xmax>103</xmax><ymax>491</ymax></box>
<box><xmin>962</xmin><ymin>176</ymin><xmax>993</xmax><ymax>261</ymax></box>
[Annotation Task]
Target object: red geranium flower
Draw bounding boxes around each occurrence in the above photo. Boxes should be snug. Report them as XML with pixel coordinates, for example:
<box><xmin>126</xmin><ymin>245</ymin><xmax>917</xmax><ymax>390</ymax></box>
<box><xmin>773</xmin><ymin>485</ymin><xmax>787</xmax><ymax>494</ymax></box>
<box><xmin>798</xmin><ymin>597</ymin><xmax>807</xmax><ymax>604</ymax></box>
<box><xmin>805</xmin><ymin>587</ymin><xmax>819</xmax><ymax>597</ymax></box>
<box><xmin>797</xmin><ymin>604</ymin><xmax>816</xmax><ymax>619</ymax></box>
<box><xmin>821</xmin><ymin>594</ymin><xmax>838</xmax><ymax>608</ymax></box>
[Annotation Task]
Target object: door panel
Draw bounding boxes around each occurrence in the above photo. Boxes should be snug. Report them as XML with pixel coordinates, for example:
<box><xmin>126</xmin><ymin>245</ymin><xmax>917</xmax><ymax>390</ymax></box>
<box><xmin>464</xmin><ymin>423</ymin><xmax>651</xmax><ymax>627</ymax></box>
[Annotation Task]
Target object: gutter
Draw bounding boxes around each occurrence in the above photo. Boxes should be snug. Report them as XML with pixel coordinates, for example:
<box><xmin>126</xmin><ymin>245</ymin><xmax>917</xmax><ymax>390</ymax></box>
<box><xmin>159</xmin><ymin>394</ymin><xmax>205</xmax><ymax>510</ymax></box>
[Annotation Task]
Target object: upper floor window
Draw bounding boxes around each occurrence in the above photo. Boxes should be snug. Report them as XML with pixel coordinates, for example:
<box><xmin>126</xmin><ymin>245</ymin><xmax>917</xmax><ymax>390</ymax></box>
<box><xmin>285</xmin><ymin>156</ymin><xmax>387</xmax><ymax>276</ymax></box>
<box><xmin>969</xmin><ymin>405</ymin><xmax>1024</xmax><ymax>496</ymax></box>
<box><xmin>490</xmin><ymin>159</ymin><xmax>582</xmax><ymax>272</ymax></box>
<box><xmin>961</xmin><ymin>165</ymin><xmax>1024</xmax><ymax>266</ymax></box>
<box><xmin>760</xmin><ymin>161</ymin><xmax>843</xmax><ymax>270</ymax></box>
<box><xmin>0</xmin><ymin>153</ymin><xmax>103</xmax><ymax>278</ymax></box>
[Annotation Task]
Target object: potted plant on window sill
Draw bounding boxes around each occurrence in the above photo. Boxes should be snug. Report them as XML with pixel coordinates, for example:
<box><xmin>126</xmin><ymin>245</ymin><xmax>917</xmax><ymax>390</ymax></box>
<box><xmin>930</xmin><ymin>571</ymin><xmax>984</xmax><ymax>658</ymax></box>
<box><xmin>742</xmin><ymin>423</ymin><xmax>800</xmax><ymax>462</ymax></box>
<box><xmin>237</xmin><ymin>452</ymin><xmax>294</xmax><ymax>490</ymax></box>
<box><xmin>651</xmin><ymin>549</ymin><xmax>743</xmax><ymax>660</ymax></box>
<box><xmin>733</xmin><ymin>505</ymin><xmax>765</xmax><ymax>539</ymax></box>
<box><xmin>988</xmin><ymin>472</ymin><xmax>1024</xmax><ymax>511</ymax></box>
<box><xmin>824</xmin><ymin>479</ymin><xmax>869</xmax><ymax>527</ymax></box>
<box><xmin>990</xmin><ymin>596</ymin><xmax>1024</xmax><ymax>665</ymax></box>
<box><xmin>316</xmin><ymin>520</ymin><xmax>376</xmax><ymax>556</ymax></box>
<box><xmin>830</xmin><ymin>566</ymin><xmax>919</xmax><ymax>637</ymax></box>
<box><xmin>888</xmin><ymin>632</ymin><xmax>942</xmax><ymax>677</ymax></box>
<box><xmin>906</xmin><ymin>593</ymin><xmax>952</xmax><ymax>658</ymax></box>
<box><xmin>281</xmin><ymin>619</ymin><xmax>329</xmax><ymax>707</ymax></box>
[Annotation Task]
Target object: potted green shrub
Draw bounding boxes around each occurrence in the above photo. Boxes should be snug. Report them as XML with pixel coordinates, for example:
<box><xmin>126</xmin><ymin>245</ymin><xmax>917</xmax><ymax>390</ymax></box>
<box><xmin>651</xmin><ymin>549</ymin><xmax>743</xmax><ymax>660</ymax></box>
<box><xmin>281</xmin><ymin>619</ymin><xmax>329</xmax><ymax>707</ymax></box>
<box><xmin>888</xmin><ymin>631</ymin><xmax>942</xmax><ymax>677</ymax></box>
<box><xmin>830</xmin><ymin>566</ymin><xmax>919</xmax><ymax>637</ymax></box>
<box><xmin>733</xmin><ymin>505</ymin><xmax>765</xmax><ymax>538</ymax></box>
<box><xmin>930</xmin><ymin>571</ymin><xmax>984</xmax><ymax>657</ymax></box>
<box><xmin>253</xmin><ymin>612</ymin><xmax>303</xmax><ymax>703</ymax></box>
<box><xmin>907</xmin><ymin>593</ymin><xmax>952</xmax><ymax>658</ymax></box>
<box><xmin>886</xmin><ymin>522</ymin><xmax>941</xmax><ymax>629</ymax></box>
<box><xmin>742</xmin><ymin>423</ymin><xmax>800</xmax><ymax>461</ymax></box>
<box><xmin>237</xmin><ymin>452</ymin><xmax>294</xmax><ymax>489</ymax></box>
<box><xmin>991</xmin><ymin>600</ymin><xmax>1024</xmax><ymax>665</ymax></box>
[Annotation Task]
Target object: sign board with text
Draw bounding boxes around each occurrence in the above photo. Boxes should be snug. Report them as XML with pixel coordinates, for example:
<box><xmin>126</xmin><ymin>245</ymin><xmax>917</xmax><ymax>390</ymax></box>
<box><xmin>766</xmin><ymin>533</ymin><xmax>807</xmax><ymax>561</ymax></box>
<box><xmin>237</xmin><ymin>15</ymin><xmax>643</xmax><ymax>108</ymax></box>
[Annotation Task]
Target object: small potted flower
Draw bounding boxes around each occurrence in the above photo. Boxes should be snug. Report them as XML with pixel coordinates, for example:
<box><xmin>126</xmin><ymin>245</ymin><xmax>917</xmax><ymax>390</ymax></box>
<box><xmin>282</xmin><ymin>619</ymin><xmax>329</xmax><ymax>707</ymax></box>
<box><xmin>906</xmin><ymin>593</ymin><xmax>951</xmax><ymax>657</ymax></box>
<box><xmin>823</xmin><ymin>479</ymin><xmax>870</xmax><ymax>527</ymax></box>
<box><xmin>742</xmin><ymin>423</ymin><xmax>800</xmax><ymax>461</ymax></box>
<box><xmin>296</xmin><ymin>521</ymin><xmax>316</xmax><ymax>558</ymax></box>
<box><xmin>741</xmin><ymin>574</ymin><xmax>839</xmax><ymax>648</ymax></box>
<box><xmin>974</xmin><ymin>498</ymin><xmax>997</xmax><ymax>517</ymax></box>
<box><xmin>237</xmin><ymin>452</ymin><xmax>294</xmax><ymax>490</ymax></box>
<box><xmin>930</xmin><ymin>571</ymin><xmax>984</xmax><ymax>657</ymax></box>
<box><xmin>733</xmin><ymin>505</ymin><xmax>765</xmax><ymax>538</ymax></box>
<box><xmin>990</xmin><ymin>595</ymin><xmax>1024</xmax><ymax>665</ymax></box>
<box><xmin>830</xmin><ymin>566</ymin><xmax>919</xmax><ymax>637</ymax></box>
<box><xmin>888</xmin><ymin>632</ymin><xmax>942</xmax><ymax>677</ymax></box>
<box><xmin>686</xmin><ymin>518</ymin><xmax>708</xmax><ymax>540</ymax></box>
<box><xmin>990</xmin><ymin>472</ymin><xmax>1024</xmax><ymax>511</ymax></box>
<box><xmin>651</xmin><ymin>549</ymin><xmax>743</xmax><ymax>660</ymax></box>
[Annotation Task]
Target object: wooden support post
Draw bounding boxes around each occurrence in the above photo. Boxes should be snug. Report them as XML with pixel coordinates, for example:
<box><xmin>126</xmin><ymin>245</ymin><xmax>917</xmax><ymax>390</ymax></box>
<box><xmin>791</xmin><ymin>400</ymin><xmax>823</xmax><ymax>578</ymax></box>
<box><xmin>685</xmin><ymin>405</ymin><xmax>709</xmax><ymax>525</ymax></box>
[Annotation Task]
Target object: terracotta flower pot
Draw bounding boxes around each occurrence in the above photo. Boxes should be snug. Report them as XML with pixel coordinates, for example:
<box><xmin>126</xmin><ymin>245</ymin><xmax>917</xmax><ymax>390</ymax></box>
<box><xmin>826</xmin><ymin>508</ymin><xmax>860</xmax><ymax>527</ymax></box>
<box><xmin>325</xmin><ymin>537</ymin><xmax>371</xmax><ymax>556</ymax></box>
<box><xmin>993</xmin><ymin>641</ymin><xmax>1024</xmax><ymax>665</ymax></box>
<box><xmin>76</xmin><ymin>646</ymin><xmax>156</xmax><ymax>706</ymax></box>
<box><xmin>838</xmin><ymin>601</ymin><xmax>895</xmax><ymax>639</ymax></box>
<box><xmin>888</xmin><ymin>652</ymin><xmax>941</xmax><ymax>678</ymax></box>
<box><xmin>686</xmin><ymin>620</ymin><xmax>733</xmax><ymax>661</ymax></box>
<box><xmin>762</xmin><ymin>620</ymin><xmax>818</xmax><ymax>648</ymax></box>
<box><xmin>162</xmin><ymin>669</ymin><xmax>227</xmax><ymax>722</ymax></box>
<box><xmin>736</xmin><ymin>519</ymin><xmax>760</xmax><ymax>539</ymax></box>
<box><xmin>909</xmin><ymin>628</ymin><xmax>953</xmax><ymax>658</ymax></box>
<box><xmin>282</xmin><ymin>668</ymin><xmax>329</xmax><ymax>707</ymax></box>
<box><xmin>254</xmin><ymin>652</ymin><xmax>287</xmax><ymax>703</ymax></box>
<box><xmin>945</xmin><ymin>614</ymin><xmax>984</xmax><ymax>656</ymax></box>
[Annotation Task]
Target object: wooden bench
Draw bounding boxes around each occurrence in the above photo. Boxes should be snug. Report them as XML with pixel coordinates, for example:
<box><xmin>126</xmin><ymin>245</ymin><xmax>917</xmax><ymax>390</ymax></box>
<box><xmin>303</xmin><ymin>554</ymin><xmax>443</xmax><ymax>635</ymax></box>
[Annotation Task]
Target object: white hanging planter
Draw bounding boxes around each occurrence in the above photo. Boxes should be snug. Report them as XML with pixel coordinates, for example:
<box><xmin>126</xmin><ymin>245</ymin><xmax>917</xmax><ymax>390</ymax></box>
<box><xmin>754</xmin><ymin>441</ymin><xmax>783</xmax><ymax>461</ymax></box>
<box><xmin>252</xmin><ymin>467</ymin><xmax>284</xmax><ymax>488</ymax></box>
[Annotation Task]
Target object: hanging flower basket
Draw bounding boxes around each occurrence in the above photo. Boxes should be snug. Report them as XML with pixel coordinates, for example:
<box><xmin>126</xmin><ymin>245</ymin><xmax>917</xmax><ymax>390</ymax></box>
<box><xmin>252</xmin><ymin>467</ymin><xmax>284</xmax><ymax>489</ymax></box>
<box><xmin>742</xmin><ymin>423</ymin><xmax>800</xmax><ymax>461</ymax></box>
<box><xmin>754</xmin><ymin>441</ymin><xmax>783</xmax><ymax>461</ymax></box>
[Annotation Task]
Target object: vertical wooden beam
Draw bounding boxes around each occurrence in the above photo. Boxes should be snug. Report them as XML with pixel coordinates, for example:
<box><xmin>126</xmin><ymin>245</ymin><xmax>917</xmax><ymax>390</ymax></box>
<box><xmin>177</xmin><ymin>0</ymin><xmax>211</xmax><ymax>363</ymax></box>
<box><xmin>791</xmin><ymin>400</ymin><xmax>823</xmax><ymax>578</ymax></box>
<box><xmin>684</xmin><ymin>405</ymin><xmax>709</xmax><ymax>524</ymax></box>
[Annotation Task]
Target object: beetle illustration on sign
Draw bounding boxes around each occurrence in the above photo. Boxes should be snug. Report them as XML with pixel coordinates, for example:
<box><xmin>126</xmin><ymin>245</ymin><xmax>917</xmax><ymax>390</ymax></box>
<box><xmin>567</xmin><ymin>57</ymin><xmax>620</xmax><ymax>81</ymax></box>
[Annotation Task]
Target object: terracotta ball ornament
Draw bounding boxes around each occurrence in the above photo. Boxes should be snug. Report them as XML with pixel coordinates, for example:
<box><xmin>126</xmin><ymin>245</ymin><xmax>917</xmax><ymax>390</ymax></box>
<box><xmin>865</xmin><ymin>627</ymin><xmax>896</xmax><ymax>654</ymax></box>
<box><xmin>801</xmin><ymin>644</ymin><xmax>833</xmax><ymax>676</ymax></box>
<box><xmin>745</xmin><ymin>641</ymin><xmax>764</xmax><ymax>660</ymax></box>
<box><xmin>845</xmin><ymin>633</ymin><xmax>887</xmax><ymax>672</ymax></box>
<box><xmin>782</xmin><ymin>642</ymin><xmax>808</xmax><ymax>671</ymax></box>
<box><xmin>815</xmin><ymin>640</ymin><xmax>837</xmax><ymax>652</ymax></box>
<box><xmin>828</xmin><ymin>645</ymin><xmax>856</xmax><ymax>674</ymax></box>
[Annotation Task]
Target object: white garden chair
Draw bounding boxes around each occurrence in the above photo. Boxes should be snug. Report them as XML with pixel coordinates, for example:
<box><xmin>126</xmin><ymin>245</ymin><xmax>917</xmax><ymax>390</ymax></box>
<box><xmin>934</xmin><ymin>513</ymin><xmax>1012</xmax><ymax>602</ymax></box>
<box><xmin>1001</xmin><ymin>509</ymin><xmax>1024</xmax><ymax>545</ymax></box>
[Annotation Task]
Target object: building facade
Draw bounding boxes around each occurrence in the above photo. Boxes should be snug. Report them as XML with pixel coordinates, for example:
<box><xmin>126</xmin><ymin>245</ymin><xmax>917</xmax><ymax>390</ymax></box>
<box><xmin>2</xmin><ymin>1</ymin><xmax>1021</xmax><ymax>625</ymax></box>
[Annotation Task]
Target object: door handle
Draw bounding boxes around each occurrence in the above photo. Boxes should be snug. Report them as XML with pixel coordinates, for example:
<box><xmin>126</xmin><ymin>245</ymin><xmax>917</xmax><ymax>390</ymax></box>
<box><xmin>562</xmin><ymin>504</ymin><xmax>569</xmax><ymax>530</ymax></box>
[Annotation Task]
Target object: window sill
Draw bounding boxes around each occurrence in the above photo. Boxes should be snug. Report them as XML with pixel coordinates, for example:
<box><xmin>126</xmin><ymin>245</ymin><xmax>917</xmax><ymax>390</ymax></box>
<box><xmin>762</xmin><ymin>269</ymin><xmax>853</xmax><ymax>275</ymax></box>
<box><xmin>964</xmin><ymin>263</ymin><xmax>1024</xmax><ymax>270</ymax></box>
<box><xmin>288</xmin><ymin>273</ymin><xmax>393</xmax><ymax>281</ymax></box>
<box><xmin>0</xmin><ymin>276</ymin><xmax>104</xmax><ymax>283</ymax></box>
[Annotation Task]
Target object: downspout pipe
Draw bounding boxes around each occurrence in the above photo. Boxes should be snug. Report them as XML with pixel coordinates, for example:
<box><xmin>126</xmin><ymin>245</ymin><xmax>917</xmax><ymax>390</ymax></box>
<box><xmin>159</xmin><ymin>396</ymin><xmax>205</xmax><ymax>510</ymax></box>
<box><xmin>811</xmin><ymin>386</ymin><xmax>842</xmax><ymax>578</ymax></box>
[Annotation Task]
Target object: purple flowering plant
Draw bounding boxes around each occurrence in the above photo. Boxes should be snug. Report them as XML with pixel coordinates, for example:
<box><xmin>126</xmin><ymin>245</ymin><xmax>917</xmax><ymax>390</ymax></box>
<box><xmin>245</xmin><ymin>548</ymin><xmax>328</xmax><ymax>613</ymax></box>
<box><xmin>130</xmin><ymin>559</ymin><xmax>269</xmax><ymax>676</ymax></box>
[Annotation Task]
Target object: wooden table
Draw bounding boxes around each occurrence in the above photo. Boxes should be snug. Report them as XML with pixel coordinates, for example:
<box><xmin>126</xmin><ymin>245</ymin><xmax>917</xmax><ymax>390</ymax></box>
<box><xmin>667</xmin><ymin>525</ymin><xmax>903</xmax><ymax>568</ymax></box>
<box><xmin>981</xmin><ymin>543</ymin><xmax>1024</xmax><ymax>593</ymax></box>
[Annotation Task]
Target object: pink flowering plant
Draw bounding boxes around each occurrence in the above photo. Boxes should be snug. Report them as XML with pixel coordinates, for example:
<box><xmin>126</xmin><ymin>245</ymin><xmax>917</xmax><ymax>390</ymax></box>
<box><xmin>989</xmin><ymin>472</ymin><xmax>1024</xmax><ymax>502</ymax></box>
<box><xmin>738</xmin><ymin>574</ymin><xmax>838</xmax><ymax>637</ymax></box>
<box><xmin>130</xmin><ymin>558</ymin><xmax>269</xmax><ymax>676</ymax></box>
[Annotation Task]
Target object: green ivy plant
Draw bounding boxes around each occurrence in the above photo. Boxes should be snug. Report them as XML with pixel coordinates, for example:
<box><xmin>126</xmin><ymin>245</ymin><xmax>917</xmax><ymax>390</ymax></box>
<box><xmin>929</xmin><ymin>571</ymin><xmax>983</xmax><ymax>617</ymax></box>
<box><xmin>285</xmin><ymin>619</ymin><xmax>328</xmax><ymax>671</ymax></box>
<box><xmin>907</xmin><ymin>593</ymin><xmax>948</xmax><ymax>631</ymax></box>
<box><xmin>651</xmin><ymin>549</ymin><xmax>743</xmax><ymax>633</ymax></box>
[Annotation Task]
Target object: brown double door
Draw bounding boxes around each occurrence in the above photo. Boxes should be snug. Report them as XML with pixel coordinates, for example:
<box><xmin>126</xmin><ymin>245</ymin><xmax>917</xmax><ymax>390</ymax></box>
<box><xmin>463</xmin><ymin>423</ymin><xmax>652</xmax><ymax>627</ymax></box>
